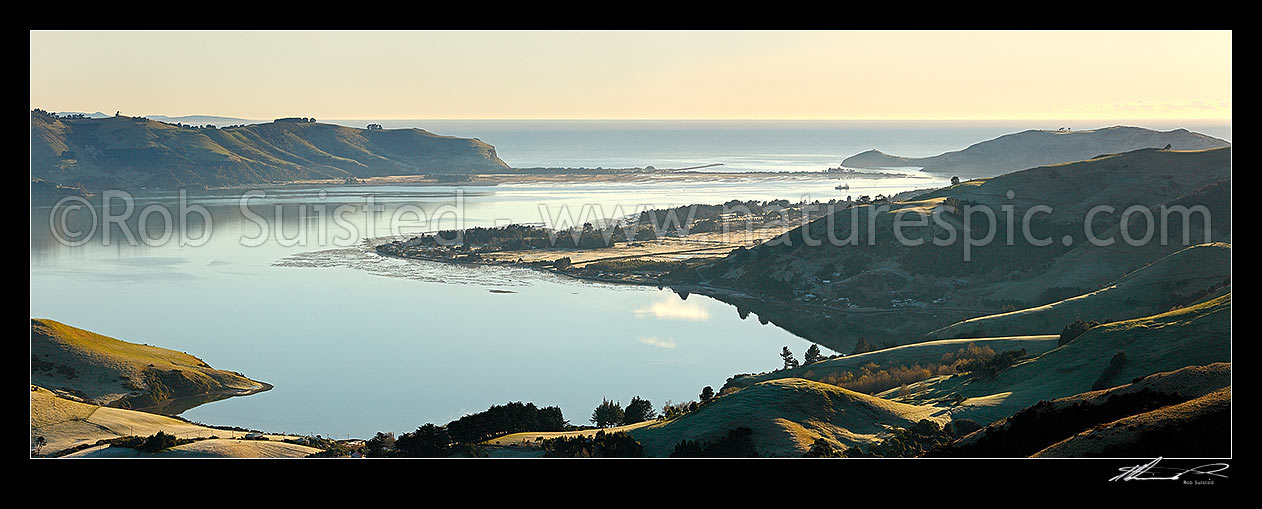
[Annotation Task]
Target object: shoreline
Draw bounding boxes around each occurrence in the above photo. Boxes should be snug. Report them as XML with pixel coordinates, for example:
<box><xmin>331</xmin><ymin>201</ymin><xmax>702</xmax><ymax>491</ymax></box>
<box><xmin>198</xmin><ymin>168</ymin><xmax>925</xmax><ymax>192</ymax></box>
<box><xmin>126</xmin><ymin>380</ymin><xmax>275</xmax><ymax>417</ymax></box>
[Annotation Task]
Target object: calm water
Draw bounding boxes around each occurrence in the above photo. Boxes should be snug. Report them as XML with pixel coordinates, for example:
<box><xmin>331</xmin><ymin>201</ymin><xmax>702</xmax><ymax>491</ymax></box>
<box><xmin>31</xmin><ymin>178</ymin><xmax>939</xmax><ymax>438</ymax></box>
<box><xmin>329</xmin><ymin>119</ymin><xmax>1233</xmax><ymax>172</ymax></box>
<box><xmin>29</xmin><ymin>120</ymin><xmax>1231</xmax><ymax>438</ymax></box>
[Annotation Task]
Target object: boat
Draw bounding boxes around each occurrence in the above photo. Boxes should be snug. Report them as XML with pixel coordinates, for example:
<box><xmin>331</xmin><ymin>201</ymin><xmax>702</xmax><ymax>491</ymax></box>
<box><xmin>834</xmin><ymin>184</ymin><xmax>849</xmax><ymax>190</ymax></box>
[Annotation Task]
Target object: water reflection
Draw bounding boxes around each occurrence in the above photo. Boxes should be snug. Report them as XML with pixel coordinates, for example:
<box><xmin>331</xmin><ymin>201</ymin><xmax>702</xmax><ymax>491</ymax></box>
<box><xmin>633</xmin><ymin>295</ymin><xmax>711</xmax><ymax>322</ymax></box>
<box><xmin>638</xmin><ymin>336</ymin><xmax>679</xmax><ymax>349</ymax></box>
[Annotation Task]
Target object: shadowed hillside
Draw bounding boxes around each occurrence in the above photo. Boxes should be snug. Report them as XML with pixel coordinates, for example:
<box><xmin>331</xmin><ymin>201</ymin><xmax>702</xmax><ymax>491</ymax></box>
<box><xmin>930</xmin><ymin>363</ymin><xmax>1230</xmax><ymax>457</ymax></box>
<box><xmin>927</xmin><ymin>243</ymin><xmax>1231</xmax><ymax>339</ymax></box>
<box><xmin>896</xmin><ymin>293</ymin><xmax>1231</xmax><ymax>425</ymax></box>
<box><xmin>675</xmin><ymin>147</ymin><xmax>1230</xmax><ymax>351</ymax></box>
<box><xmin>842</xmin><ymin>126</ymin><xmax>1230</xmax><ymax>177</ymax></box>
<box><xmin>30</xmin><ymin>110</ymin><xmax>509</xmax><ymax>190</ymax></box>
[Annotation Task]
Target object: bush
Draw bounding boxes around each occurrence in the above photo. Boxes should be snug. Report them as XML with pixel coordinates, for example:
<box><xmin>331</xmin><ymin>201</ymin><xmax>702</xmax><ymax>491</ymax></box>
<box><xmin>669</xmin><ymin>439</ymin><xmax>704</xmax><ymax>457</ymax></box>
<box><xmin>542</xmin><ymin>431</ymin><xmax>643</xmax><ymax>458</ymax></box>
<box><xmin>107</xmin><ymin>431</ymin><xmax>188</xmax><ymax>453</ymax></box>
<box><xmin>948</xmin><ymin>419</ymin><xmax>982</xmax><ymax>436</ymax></box>
<box><xmin>957</xmin><ymin>349</ymin><xmax>1026</xmax><ymax>379</ymax></box>
<box><xmin>692</xmin><ymin>427</ymin><xmax>759</xmax><ymax>458</ymax></box>
<box><xmin>802</xmin><ymin>437</ymin><xmax>844</xmax><ymax>458</ymax></box>
<box><xmin>1059</xmin><ymin>320</ymin><xmax>1100</xmax><ymax>346</ymax></box>
<box><xmin>1091</xmin><ymin>351</ymin><xmax>1128</xmax><ymax>391</ymax></box>
<box><xmin>446</xmin><ymin>401</ymin><xmax>567</xmax><ymax>444</ymax></box>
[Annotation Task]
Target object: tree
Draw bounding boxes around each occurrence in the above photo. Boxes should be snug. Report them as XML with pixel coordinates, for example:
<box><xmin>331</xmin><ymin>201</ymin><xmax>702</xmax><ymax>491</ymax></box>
<box><xmin>394</xmin><ymin>424</ymin><xmax>451</xmax><ymax>457</ymax></box>
<box><xmin>781</xmin><ymin>346</ymin><xmax>799</xmax><ymax>370</ymax></box>
<box><xmin>803</xmin><ymin>437</ymin><xmax>843</xmax><ymax>458</ymax></box>
<box><xmin>32</xmin><ymin>436</ymin><xmax>46</xmax><ymax>455</ymax></box>
<box><xmin>141</xmin><ymin>431</ymin><xmax>179</xmax><ymax>452</ymax></box>
<box><xmin>851</xmin><ymin>337</ymin><xmax>874</xmax><ymax>355</ymax></box>
<box><xmin>804</xmin><ymin>344</ymin><xmax>823</xmax><ymax>365</ymax></box>
<box><xmin>364</xmin><ymin>431</ymin><xmax>395</xmax><ymax>457</ymax></box>
<box><xmin>1059</xmin><ymin>320</ymin><xmax>1100</xmax><ymax>346</ymax></box>
<box><xmin>699</xmin><ymin>386</ymin><xmax>715</xmax><ymax>403</ymax></box>
<box><xmin>624</xmin><ymin>396</ymin><xmax>656</xmax><ymax>424</ymax></box>
<box><xmin>670</xmin><ymin>439</ymin><xmax>704</xmax><ymax>457</ymax></box>
<box><xmin>591</xmin><ymin>398</ymin><xmax>624</xmax><ymax>427</ymax></box>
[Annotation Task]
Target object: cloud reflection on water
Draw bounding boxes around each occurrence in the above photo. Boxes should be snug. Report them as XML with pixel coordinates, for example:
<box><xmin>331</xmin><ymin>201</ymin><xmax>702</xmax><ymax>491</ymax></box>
<box><xmin>632</xmin><ymin>296</ymin><xmax>710</xmax><ymax>322</ymax></box>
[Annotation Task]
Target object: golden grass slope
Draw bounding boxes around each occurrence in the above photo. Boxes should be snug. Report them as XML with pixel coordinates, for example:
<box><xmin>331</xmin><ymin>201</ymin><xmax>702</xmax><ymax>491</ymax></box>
<box><xmin>31</xmin><ymin>318</ymin><xmax>266</xmax><ymax>409</ymax></box>
<box><xmin>31</xmin><ymin>385</ymin><xmax>314</xmax><ymax>457</ymax></box>
<box><xmin>628</xmin><ymin>378</ymin><xmax>946</xmax><ymax>457</ymax></box>
<box><xmin>927</xmin><ymin>243</ymin><xmax>1231</xmax><ymax>339</ymax></box>
<box><xmin>906</xmin><ymin>293</ymin><xmax>1231</xmax><ymax>425</ymax></box>
<box><xmin>63</xmin><ymin>439</ymin><xmax>323</xmax><ymax>458</ymax></box>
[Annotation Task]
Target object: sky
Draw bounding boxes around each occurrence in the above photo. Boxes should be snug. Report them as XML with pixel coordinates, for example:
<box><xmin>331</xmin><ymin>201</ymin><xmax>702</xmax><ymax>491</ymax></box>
<box><xmin>30</xmin><ymin>30</ymin><xmax>1232</xmax><ymax>120</ymax></box>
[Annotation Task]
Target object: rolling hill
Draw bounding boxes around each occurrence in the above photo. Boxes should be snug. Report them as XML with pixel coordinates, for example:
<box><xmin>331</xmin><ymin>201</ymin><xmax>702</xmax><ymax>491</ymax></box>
<box><xmin>932</xmin><ymin>363</ymin><xmax>1230</xmax><ymax>458</ymax></box>
<box><xmin>30</xmin><ymin>110</ymin><xmax>510</xmax><ymax>190</ymax></box>
<box><xmin>680</xmin><ymin>147</ymin><xmax>1230</xmax><ymax>351</ymax></box>
<box><xmin>926</xmin><ymin>243</ymin><xmax>1231</xmax><ymax>339</ymax></box>
<box><xmin>626</xmin><ymin>378</ymin><xmax>947</xmax><ymax>457</ymax></box>
<box><xmin>31</xmin><ymin>385</ymin><xmax>320</xmax><ymax>457</ymax></box>
<box><xmin>31</xmin><ymin>318</ymin><xmax>268</xmax><ymax>413</ymax></box>
<box><xmin>841</xmin><ymin>126</ymin><xmax>1230</xmax><ymax>177</ymax></box>
<box><xmin>896</xmin><ymin>293</ymin><xmax>1231</xmax><ymax>425</ymax></box>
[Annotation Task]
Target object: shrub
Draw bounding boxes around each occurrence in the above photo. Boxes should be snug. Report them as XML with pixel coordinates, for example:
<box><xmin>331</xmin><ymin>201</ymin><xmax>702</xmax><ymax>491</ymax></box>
<box><xmin>669</xmin><ymin>439</ymin><xmax>704</xmax><ymax>457</ymax></box>
<box><xmin>542</xmin><ymin>431</ymin><xmax>644</xmax><ymax>458</ymax></box>
<box><xmin>802</xmin><ymin>437</ymin><xmax>844</xmax><ymax>458</ymax></box>
<box><xmin>1091</xmin><ymin>351</ymin><xmax>1128</xmax><ymax>391</ymax></box>
<box><xmin>1059</xmin><ymin>320</ymin><xmax>1100</xmax><ymax>346</ymax></box>
<box><xmin>957</xmin><ymin>349</ymin><xmax>1026</xmax><ymax>379</ymax></box>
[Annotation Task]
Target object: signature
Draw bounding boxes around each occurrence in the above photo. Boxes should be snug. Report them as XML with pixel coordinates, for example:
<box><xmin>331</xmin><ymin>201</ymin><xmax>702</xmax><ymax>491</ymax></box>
<box><xmin>1110</xmin><ymin>457</ymin><xmax>1230</xmax><ymax>482</ymax></box>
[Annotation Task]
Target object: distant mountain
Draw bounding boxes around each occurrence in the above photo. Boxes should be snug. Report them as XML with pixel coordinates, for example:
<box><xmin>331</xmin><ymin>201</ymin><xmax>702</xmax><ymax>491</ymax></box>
<box><xmin>30</xmin><ymin>110</ymin><xmax>510</xmax><ymax>190</ymax></box>
<box><xmin>842</xmin><ymin>126</ymin><xmax>1230</xmax><ymax>177</ymax></box>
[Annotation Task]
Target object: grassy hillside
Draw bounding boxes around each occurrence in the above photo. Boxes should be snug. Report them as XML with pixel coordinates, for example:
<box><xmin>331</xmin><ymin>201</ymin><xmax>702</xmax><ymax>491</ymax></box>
<box><xmin>31</xmin><ymin>318</ymin><xmax>266</xmax><ymax>412</ymax></box>
<box><xmin>932</xmin><ymin>363</ymin><xmax>1229</xmax><ymax>457</ymax></box>
<box><xmin>966</xmin><ymin>177</ymin><xmax>1231</xmax><ymax>305</ymax></box>
<box><xmin>895</xmin><ymin>293</ymin><xmax>1231</xmax><ymax>425</ymax></box>
<box><xmin>627</xmin><ymin>378</ymin><xmax>945</xmax><ymax>457</ymax></box>
<box><xmin>842</xmin><ymin>126</ymin><xmax>1230</xmax><ymax>177</ymax></box>
<box><xmin>927</xmin><ymin>243</ymin><xmax>1231</xmax><ymax>339</ymax></box>
<box><xmin>30</xmin><ymin>111</ymin><xmax>509</xmax><ymax>190</ymax></box>
<box><xmin>1031</xmin><ymin>386</ymin><xmax>1230</xmax><ymax>458</ymax></box>
<box><xmin>677</xmin><ymin>147</ymin><xmax>1230</xmax><ymax>350</ymax></box>
<box><xmin>30</xmin><ymin>385</ymin><xmax>318</xmax><ymax>457</ymax></box>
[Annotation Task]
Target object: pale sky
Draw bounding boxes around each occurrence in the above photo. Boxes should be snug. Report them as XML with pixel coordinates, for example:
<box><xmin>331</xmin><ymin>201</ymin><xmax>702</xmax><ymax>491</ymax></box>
<box><xmin>29</xmin><ymin>30</ymin><xmax>1232</xmax><ymax>120</ymax></box>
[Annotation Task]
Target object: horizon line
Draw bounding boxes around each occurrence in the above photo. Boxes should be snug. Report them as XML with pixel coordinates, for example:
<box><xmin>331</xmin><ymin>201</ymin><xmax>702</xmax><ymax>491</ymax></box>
<box><xmin>35</xmin><ymin>111</ymin><xmax>1233</xmax><ymax>124</ymax></box>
